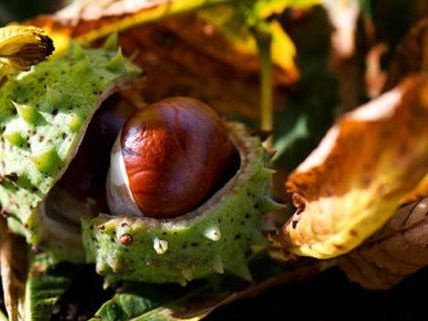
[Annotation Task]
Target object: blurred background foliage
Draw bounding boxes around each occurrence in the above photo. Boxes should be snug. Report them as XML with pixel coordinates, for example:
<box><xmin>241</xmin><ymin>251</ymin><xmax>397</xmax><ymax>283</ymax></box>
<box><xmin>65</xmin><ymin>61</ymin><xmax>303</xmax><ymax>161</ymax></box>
<box><xmin>0</xmin><ymin>0</ymin><xmax>62</xmax><ymax>24</ymax></box>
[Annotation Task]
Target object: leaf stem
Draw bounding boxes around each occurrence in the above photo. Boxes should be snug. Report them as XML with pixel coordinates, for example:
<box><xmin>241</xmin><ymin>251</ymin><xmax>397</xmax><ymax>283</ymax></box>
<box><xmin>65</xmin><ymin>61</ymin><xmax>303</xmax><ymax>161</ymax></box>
<box><xmin>255</xmin><ymin>25</ymin><xmax>273</xmax><ymax>147</ymax></box>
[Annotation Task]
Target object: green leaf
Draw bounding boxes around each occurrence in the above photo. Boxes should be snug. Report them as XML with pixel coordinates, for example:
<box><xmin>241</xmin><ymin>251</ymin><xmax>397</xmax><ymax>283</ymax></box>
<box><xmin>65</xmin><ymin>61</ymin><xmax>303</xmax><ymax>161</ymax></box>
<box><xmin>24</xmin><ymin>253</ymin><xmax>74</xmax><ymax>321</ymax></box>
<box><xmin>0</xmin><ymin>224</ymin><xmax>74</xmax><ymax>321</ymax></box>
<box><xmin>0</xmin><ymin>311</ymin><xmax>8</xmax><ymax>321</ymax></box>
<box><xmin>90</xmin><ymin>257</ymin><xmax>322</xmax><ymax>321</ymax></box>
<box><xmin>273</xmin><ymin>114</ymin><xmax>309</xmax><ymax>163</ymax></box>
<box><xmin>90</xmin><ymin>284</ymin><xmax>204</xmax><ymax>321</ymax></box>
<box><xmin>199</xmin><ymin>2</ymin><xmax>299</xmax><ymax>79</ymax></box>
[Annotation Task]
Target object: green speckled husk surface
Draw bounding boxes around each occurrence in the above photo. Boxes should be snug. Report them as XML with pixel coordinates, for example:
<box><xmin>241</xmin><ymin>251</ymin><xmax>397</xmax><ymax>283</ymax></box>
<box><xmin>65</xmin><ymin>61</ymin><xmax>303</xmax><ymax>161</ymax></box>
<box><xmin>82</xmin><ymin>123</ymin><xmax>280</xmax><ymax>284</ymax></box>
<box><xmin>0</xmin><ymin>44</ymin><xmax>141</xmax><ymax>261</ymax></box>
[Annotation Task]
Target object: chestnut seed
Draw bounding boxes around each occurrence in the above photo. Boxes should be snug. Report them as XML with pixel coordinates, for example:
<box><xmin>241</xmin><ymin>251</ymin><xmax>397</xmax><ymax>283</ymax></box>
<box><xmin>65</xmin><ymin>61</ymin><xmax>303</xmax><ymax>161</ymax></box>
<box><xmin>113</xmin><ymin>97</ymin><xmax>240</xmax><ymax>219</ymax></box>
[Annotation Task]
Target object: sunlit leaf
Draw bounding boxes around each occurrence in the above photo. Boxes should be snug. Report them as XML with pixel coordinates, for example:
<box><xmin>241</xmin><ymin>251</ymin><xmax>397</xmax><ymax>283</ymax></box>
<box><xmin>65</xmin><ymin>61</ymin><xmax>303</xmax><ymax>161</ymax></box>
<box><xmin>27</xmin><ymin>0</ymin><xmax>299</xmax><ymax>120</ymax></box>
<box><xmin>278</xmin><ymin>75</ymin><xmax>428</xmax><ymax>259</ymax></box>
<box><xmin>194</xmin><ymin>0</ymin><xmax>308</xmax><ymax>134</ymax></box>
<box><xmin>199</xmin><ymin>3</ymin><xmax>299</xmax><ymax>84</ymax></box>
<box><xmin>383</xmin><ymin>17</ymin><xmax>428</xmax><ymax>203</ymax></box>
<box><xmin>383</xmin><ymin>14</ymin><xmax>428</xmax><ymax>91</ymax></box>
<box><xmin>270</xmin><ymin>20</ymin><xmax>298</xmax><ymax>80</ymax></box>
<box><xmin>28</xmin><ymin>0</ymin><xmax>232</xmax><ymax>54</ymax></box>
<box><xmin>255</xmin><ymin>0</ymin><xmax>320</xmax><ymax>18</ymax></box>
<box><xmin>29</xmin><ymin>0</ymin><xmax>305</xmax><ymax>85</ymax></box>
<box><xmin>115</xmin><ymin>18</ymin><xmax>271</xmax><ymax>119</ymax></box>
<box><xmin>338</xmin><ymin>17</ymin><xmax>428</xmax><ymax>288</ymax></box>
<box><xmin>0</xmin><ymin>26</ymin><xmax>54</xmax><ymax>75</ymax></box>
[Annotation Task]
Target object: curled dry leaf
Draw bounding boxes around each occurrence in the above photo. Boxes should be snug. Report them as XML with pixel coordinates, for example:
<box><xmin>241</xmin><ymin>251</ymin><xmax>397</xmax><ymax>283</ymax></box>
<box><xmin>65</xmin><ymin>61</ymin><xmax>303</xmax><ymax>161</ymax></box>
<box><xmin>325</xmin><ymin>0</ymin><xmax>364</xmax><ymax>112</ymax></box>
<box><xmin>383</xmin><ymin>18</ymin><xmax>428</xmax><ymax>92</ymax></box>
<box><xmin>383</xmin><ymin>18</ymin><xmax>428</xmax><ymax>202</ymax></box>
<box><xmin>27</xmin><ymin>0</ymin><xmax>296</xmax><ymax>119</ymax></box>
<box><xmin>0</xmin><ymin>220</ymin><xmax>73</xmax><ymax>321</ymax></box>
<box><xmin>278</xmin><ymin>75</ymin><xmax>428</xmax><ymax>259</ymax></box>
<box><xmin>0</xmin><ymin>220</ymin><xmax>28</xmax><ymax>321</ymax></box>
<box><xmin>116</xmin><ymin>16</ymin><xmax>282</xmax><ymax>119</ymax></box>
<box><xmin>26</xmin><ymin>0</ymin><xmax>225</xmax><ymax>52</ymax></box>
<box><xmin>40</xmin><ymin>0</ymin><xmax>231</xmax><ymax>47</ymax></box>
<box><xmin>365</xmin><ymin>43</ymin><xmax>387</xmax><ymax>98</ymax></box>
<box><xmin>340</xmin><ymin>197</ymin><xmax>428</xmax><ymax>290</ymax></box>
<box><xmin>30</xmin><ymin>0</ymin><xmax>297</xmax><ymax>84</ymax></box>
<box><xmin>0</xmin><ymin>26</ymin><xmax>54</xmax><ymax>75</ymax></box>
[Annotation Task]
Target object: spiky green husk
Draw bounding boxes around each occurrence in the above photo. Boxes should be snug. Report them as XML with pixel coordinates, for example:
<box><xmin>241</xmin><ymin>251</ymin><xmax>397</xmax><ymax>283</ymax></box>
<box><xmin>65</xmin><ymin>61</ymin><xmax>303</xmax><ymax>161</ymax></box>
<box><xmin>82</xmin><ymin>123</ymin><xmax>280</xmax><ymax>284</ymax></box>
<box><xmin>0</xmin><ymin>37</ymin><xmax>278</xmax><ymax>283</ymax></box>
<box><xmin>0</xmin><ymin>44</ymin><xmax>141</xmax><ymax>262</ymax></box>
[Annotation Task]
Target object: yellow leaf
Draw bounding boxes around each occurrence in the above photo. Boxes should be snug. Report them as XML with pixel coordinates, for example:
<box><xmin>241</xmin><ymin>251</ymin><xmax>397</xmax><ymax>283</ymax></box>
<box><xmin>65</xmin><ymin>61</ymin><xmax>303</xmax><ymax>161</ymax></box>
<box><xmin>28</xmin><ymin>0</ymin><xmax>301</xmax><ymax>84</ymax></box>
<box><xmin>0</xmin><ymin>26</ymin><xmax>54</xmax><ymax>75</ymax></box>
<box><xmin>199</xmin><ymin>6</ymin><xmax>298</xmax><ymax>83</ymax></box>
<box><xmin>29</xmin><ymin>0</ymin><xmax>231</xmax><ymax>54</ymax></box>
<box><xmin>270</xmin><ymin>20</ymin><xmax>298</xmax><ymax>83</ymax></box>
<box><xmin>278</xmin><ymin>76</ymin><xmax>428</xmax><ymax>259</ymax></box>
<box><xmin>403</xmin><ymin>174</ymin><xmax>428</xmax><ymax>202</ymax></box>
<box><xmin>26</xmin><ymin>0</ymin><xmax>296</xmax><ymax>118</ymax></box>
<box><xmin>255</xmin><ymin>0</ymin><xmax>320</xmax><ymax>18</ymax></box>
<box><xmin>198</xmin><ymin>6</ymin><xmax>256</xmax><ymax>56</ymax></box>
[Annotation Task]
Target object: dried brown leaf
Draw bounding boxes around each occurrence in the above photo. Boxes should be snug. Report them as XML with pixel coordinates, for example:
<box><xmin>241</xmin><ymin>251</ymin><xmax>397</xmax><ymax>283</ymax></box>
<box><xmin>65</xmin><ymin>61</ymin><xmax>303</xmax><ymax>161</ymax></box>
<box><xmin>324</xmin><ymin>0</ymin><xmax>367</xmax><ymax>112</ymax></box>
<box><xmin>28</xmin><ymin>0</ymin><xmax>230</xmax><ymax>47</ymax></box>
<box><xmin>278</xmin><ymin>75</ymin><xmax>428</xmax><ymax>259</ymax></box>
<box><xmin>172</xmin><ymin>264</ymin><xmax>321</xmax><ymax>320</ymax></box>
<box><xmin>29</xmin><ymin>1</ymin><xmax>296</xmax><ymax>84</ymax></box>
<box><xmin>365</xmin><ymin>43</ymin><xmax>387</xmax><ymax>98</ymax></box>
<box><xmin>384</xmin><ymin>18</ymin><xmax>428</xmax><ymax>91</ymax></box>
<box><xmin>340</xmin><ymin>197</ymin><xmax>428</xmax><ymax>290</ymax></box>
<box><xmin>117</xmin><ymin>20</ymin><xmax>283</xmax><ymax>119</ymax></box>
<box><xmin>26</xmin><ymin>1</ymin><xmax>294</xmax><ymax>119</ymax></box>
<box><xmin>382</xmin><ymin>18</ymin><xmax>428</xmax><ymax>202</ymax></box>
<box><xmin>0</xmin><ymin>220</ymin><xmax>28</xmax><ymax>321</ymax></box>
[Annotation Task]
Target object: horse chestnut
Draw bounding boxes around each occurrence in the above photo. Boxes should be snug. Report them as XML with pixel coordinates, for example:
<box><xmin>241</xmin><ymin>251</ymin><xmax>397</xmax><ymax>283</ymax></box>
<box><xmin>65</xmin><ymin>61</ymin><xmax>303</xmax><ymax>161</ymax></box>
<box><xmin>107</xmin><ymin>97</ymin><xmax>240</xmax><ymax>218</ymax></box>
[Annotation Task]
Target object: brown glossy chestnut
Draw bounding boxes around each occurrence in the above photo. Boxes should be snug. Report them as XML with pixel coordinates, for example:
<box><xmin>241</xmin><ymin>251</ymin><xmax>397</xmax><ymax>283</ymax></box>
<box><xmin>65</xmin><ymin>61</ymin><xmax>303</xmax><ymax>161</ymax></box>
<box><xmin>119</xmin><ymin>97</ymin><xmax>240</xmax><ymax>218</ymax></box>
